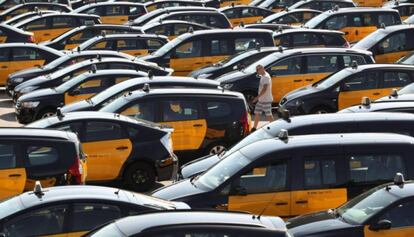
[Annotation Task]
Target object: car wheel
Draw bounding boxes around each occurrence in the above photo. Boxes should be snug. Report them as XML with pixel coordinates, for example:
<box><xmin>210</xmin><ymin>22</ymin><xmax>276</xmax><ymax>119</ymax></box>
<box><xmin>124</xmin><ymin>162</ymin><xmax>155</xmax><ymax>192</ymax></box>
<box><xmin>310</xmin><ymin>106</ymin><xmax>331</xmax><ymax>114</ymax></box>
<box><xmin>206</xmin><ymin>142</ymin><xmax>227</xmax><ymax>156</ymax></box>
<box><xmin>37</xmin><ymin>109</ymin><xmax>56</xmax><ymax>120</ymax></box>
<box><xmin>243</xmin><ymin>91</ymin><xmax>257</xmax><ymax>112</ymax></box>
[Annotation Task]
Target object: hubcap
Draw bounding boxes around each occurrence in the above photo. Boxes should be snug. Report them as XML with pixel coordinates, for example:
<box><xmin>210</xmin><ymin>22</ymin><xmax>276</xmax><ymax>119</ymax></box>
<box><xmin>209</xmin><ymin>145</ymin><xmax>226</xmax><ymax>155</ymax></box>
<box><xmin>132</xmin><ymin>169</ymin><xmax>149</xmax><ymax>184</ymax></box>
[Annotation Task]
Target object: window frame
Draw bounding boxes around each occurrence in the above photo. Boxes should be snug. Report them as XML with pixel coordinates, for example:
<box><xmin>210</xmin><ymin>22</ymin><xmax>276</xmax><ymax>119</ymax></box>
<box><xmin>82</xmin><ymin>120</ymin><xmax>128</xmax><ymax>142</ymax></box>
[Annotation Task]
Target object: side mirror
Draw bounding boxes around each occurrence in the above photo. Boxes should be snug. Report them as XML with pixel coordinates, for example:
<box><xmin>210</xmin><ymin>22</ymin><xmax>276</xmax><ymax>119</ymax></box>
<box><xmin>233</xmin><ymin>186</ymin><xmax>247</xmax><ymax>196</ymax></box>
<box><xmin>369</xmin><ymin>219</ymin><xmax>392</xmax><ymax>231</ymax></box>
<box><xmin>68</xmin><ymin>89</ymin><xmax>80</xmax><ymax>96</ymax></box>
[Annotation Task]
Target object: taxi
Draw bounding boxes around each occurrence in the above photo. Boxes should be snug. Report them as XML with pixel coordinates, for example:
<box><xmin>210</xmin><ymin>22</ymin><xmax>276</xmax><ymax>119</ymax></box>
<box><xmin>16</xmin><ymin>69</ymin><xmax>147</xmax><ymax>123</ymax></box>
<box><xmin>0</xmin><ymin>0</ymin><xmax>71</xmax><ymax>12</ymax></box>
<box><xmin>0</xmin><ymin>128</ymin><xmax>85</xmax><ymax>200</ymax></box>
<box><xmin>0</xmin><ymin>43</ymin><xmax>64</xmax><ymax>86</ymax></box>
<box><xmin>142</xmin><ymin>20</ymin><xmax>212</xmax><ymax>40</ymax></box>
<box><xmin>77</xmin><ymin>33</ymin><xmax>168</xmax><ymax>57</ymax></box>
<box><xmin>0</xmin><ymin>185</ymin><xmax>189</xmax><ymax>237</ymax></box>
<box><xmin>74</xmin><ymin>2</ymin><xmax>147</xmax><ymax>25</ymax></box>
<box><xmin>261</xmin><ymin>9</ymin><xmax>321</xmax><ymax>26</ymax></box>
<box><xmin>279</xmin><ymin>63</ymin><xmax>414</xmax><ymax>114</ymax></box>
<box><xmin>2</xmin><ymin>9</ymin><xmax>55</xmax><ymax>26</ymax></box>
<box><xmin>339</xmin><ymin>99</ymin><xmax>414</xmax><ymax>113</ymax></box>
<box><xmin>0</xmin><ymin>2</ymin><xmax>71</xmax><ymax>22</ymax></box>
<box><xmin>14</xmin><ymin>12</ymin><xmax>101</xmax><ymax>42</ymax></box>
<box><xmin>42</xmin><ymin>23</ymin><xmax>143</xmax><ymax>50</ymax></box>
<box><xmin>0</xmin><ymin>24</ymin><xmax>34</xmax><ymax>43</ymax></box>
<box><xmin>287</xmin><ymin>0</ymin><xmax>356</xmax><ymax>11</ymax></box>
<box><xmin>219</xmin><ymin>5</ymin><xmax>273</xmax><ymax>25</ymax></box>
<box><xmin>305</xmin><ymin>8</ymin><xmax>401</xmax><ymax>43</ymax></box>
<box><xmin>288</xmin><ymin>174</ymin><xmax>414</xmax><ymax>237</ymax></box>
<box><xmin>145</xmin><ymin>0</ymin><xmax>219</xmax><ymax>11</ymax></box>
<box><xmin>6</xmin><ymin>50</ymin><xmax>134</xmax><ymax>97</ymax></box>
<box><xmin>100</xmin><ymin>88</ymin><xmax>251</xmax><ymax>158</ymax></box>
<box><xmin>152</xmin><ymin>132</ymin><xmax>414</xmax><ymax>218</ymax></box>
<box><xmin>216</xmin><ymin>47</ymin><xmax>374</xmax><ymax>105</ymax></box>
<box><xmin>27</xmin><ymin>111</ymin><xmax>177</xmax><ymax>191</ymax></box>
<box><xmin>273</xmin><ymin>28</ymin><xmax>348</xmax><ymax>48</ymax></box>
<box><xmin>353</xmin><ymin>24</ymin><xmax>414</xmax><ymax>63</ymax></box>
<box><xmin>141</xmin><ymin>29</ymin><xmax>274</xmax><ymax>76</ymax></box>
<box><xmin>383</xmin><ymin>2</ymin><xmax>414</xmax><ymax>20</ymax></box>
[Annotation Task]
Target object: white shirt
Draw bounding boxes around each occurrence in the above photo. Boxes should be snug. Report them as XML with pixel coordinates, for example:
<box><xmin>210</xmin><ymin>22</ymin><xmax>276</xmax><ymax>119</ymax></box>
<box><xmin>258</xmin><ymin>72</ymin><xmax>273</xmax><ymax>103</ymax></box>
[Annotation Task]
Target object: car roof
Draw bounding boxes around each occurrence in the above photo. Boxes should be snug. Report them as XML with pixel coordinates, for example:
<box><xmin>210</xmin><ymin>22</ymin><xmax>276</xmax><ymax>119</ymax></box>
<box><xmin>273</xmin><ymin>28</ymin><xmax>344</xmax><ymax>36</ymax></box>
<box><xmin>142</xmin><ymin>20</ymin><xmax>211</xmax><ymax>29</ymax></box>
<box><xmin>113</xmin><ymin>211</ymin><xmax>286</xmax><ymax>235</ymax></box>
<box><xmin>343</xmin><ymin>63</ymin><xmax>414</xmax><ymax>73</ymax></box>
<box><xmin>0</xmin><ymin>127</ymin><xmax>74</xmax><ymax>140</ymax></box>
<box><xmin>320</xmin><ymin>7</ymin><xmax>398</xmax><ymax>14</ymax></box>
<box><xmin>14</xmin><ymin>12</ymin><xmax>99</xmax><ymax>27</ymax></box>
<box><xmin>0</xmin><ymin>23</ymin><xmax>32</xmax><ymax>35</ymax></box>
<box><xmin>64</xmin><ymin>50</ymin><xmax>133</xmax><ymax>58</ymax></box>
<box><xmin>2</xmin><ymin>2</ymin><xmax>70</xmax><ymax>14</ymax></box>
<box><xmin>0</xmin><ymin>43</ymin><xmax>63</xmax><ymax>55</ymax></box>
<box><xmin>176</xmin><ymin>28</ymin><xmax>273</xmax><ymax>40</ymax></box>
<box><xmin>123</xmin><ymin>88</ymin><xmax>244</xmax><ymax>101</ymax></box>
<box><xmin>90</xmin><ymin>33</ymin><xmax>168</xmax><ymax>40</ymax></box>
<box><xmin>220</xmin><ymin>5</ymin><xmax>270</xmax><ymax>11</ymax></box>
<box><xmin>384</xmin><ymin>2</ymin><xmax>414</xmax><ymax>7</ymax></box>
<box><xmin>267</xmin><ymin>47</ymin><xmax>372</xmax><ymax>57</ymax></box>
<box><xmin>240</xmin><ymin>133</ymin><xmax>414</xmax><ymax>160</ymax></box>
<box><xmin>374</xmin><ymin>181</ymin><xmax>414</xmax><ymax>199</ymax></box>
<box><xmin>342</xmin><ymin>101</ymin><xmax>414</xmax><ymax>112</ymax></box>
<box><xmin>75</xmin><ymin>1</ymin><xmax>144</xmax><ymax>11</ymax></box>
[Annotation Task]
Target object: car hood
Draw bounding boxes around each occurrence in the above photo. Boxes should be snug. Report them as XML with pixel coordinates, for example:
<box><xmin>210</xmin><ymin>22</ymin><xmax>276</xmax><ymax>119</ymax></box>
<box><xmin>180</xmin><ymin>154</ymin><xmax>221</xmax><ymax>179</ymax></box>
<box><xmin>216</xmin><ymin>70</ymin><xmax>250</xmax><ymax>84</ymax></box>
<box><xmin>282</xmin><ymin>85</ymin><xmax>321</xmax><ymax>103</ymax></box>
<box><xmin>152</xmin><ymin>179</ymin><xmax>205</xmax><ymax>201</ymax></box>
<box><xmin>9</xmin><ymin>67</ymin><xmax>44</xmax><ymax>79</ymax></box>
<box><xmin>15</xmin><ymin>76</ymin><xmax>48</xmax><ymax>92</ymax></box>
<box><xmin>60</xmin><ymin>100</ymin><xmax>94</xmax><ymax>113</ymax></box>
<box><xmin>188</xmin><ymin>65</ymin><xmax>218</xmax><ymax>78</ymax></box>
<box><xmin>18</xmin><ymin>88</ymin><xmax>59</xmax><ymax>102</ymax></box>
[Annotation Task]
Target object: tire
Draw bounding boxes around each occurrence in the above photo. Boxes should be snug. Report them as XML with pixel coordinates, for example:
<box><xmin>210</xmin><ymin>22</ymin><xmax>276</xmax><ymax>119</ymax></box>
<box><xmin>36</xmin><ymin>108</ymin><xmax>56</xmax><ymax>120</ymax></box>
<box><xmin>205</xmin><ymin>142</ymin><xmax>227</xmax><ymax>156</ymax></box>
<box><xmin>243</xmin><ymin>91</ymin><xmax>257</xmax><ymax>113</ymax></box>
<box><xmin>310</xmin><ymin>106</ymin><xmax>332</xmax><ymax>114</ymax></box>
<box><xmin>124</xmin><ymin>162</ymin><xmax>156</xmax><ymax>192</ymax></box>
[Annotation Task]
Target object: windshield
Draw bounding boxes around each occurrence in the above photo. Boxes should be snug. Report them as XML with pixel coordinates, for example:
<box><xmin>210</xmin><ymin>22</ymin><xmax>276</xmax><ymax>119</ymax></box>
<box><xmin>151</xmin><ymin>37</ymin><xmax>183</xmax><ymax>57</ymax></box>
<box><xmin>43</xmin><ymin>55</ymin><xmax>71</xmax><ymax>70</ymax></box>
<box><xmin>353</xmin><ymin>30</ymin><xmax>386</xmax><ymax>50</ymax></box>
<box><xmin>304</xmin><ymin>12</ymin><xmax>329</xmax><ymax>28</ymax></box>
<box><xmin>55</xmin><ymin>74</ymin><xmax>88</xmax><ymax>92</ymax></box>
<box><xmin>218</xmin><ymin>50</ymin><xmax>252</xmax><ymax>67</ymax></box>
<box><xmin>99</xmin><ymin>95</ymin><xmax>130</xmax><ymax>113</ymax></box>
<box><xmin>397</xmin><ymin>83</ymin><xmax>414</xmax><ymax>95</ymax></box>
<box><xmin>398</xmin><ymin>53</ymin><xmax>414</xmax><ymax>65</ymax></box>
<box><xmin>0</xmin><ymin>197</ymin><xmax>23</xmax><ymax>219</ymax></box>
<box><xmin>261</xmin><ymin>11</ymin><xmax>285</xmax><ymax>23</ymax></box>
<box><xmin>314</xmin><ymin>68</ymin><xmax>353</xmax><ymax>89</ymax></box>
<box><xmin>194</xmin><ymin>151</ymin><xmax>250</xmax><ymax>190</ymax></box>
<box><xmin>337</xmin><ymin>186</ymin><xmax>399</xmax><ymax>224</ymax></box>
<box><xmin>90</xmin><ymin>80</ymin><xmax>138</xmax><ymax>105</ymax></box>
<box><xmin>244</xmin><ymin>53</ymin><xmax>283</xmax><ymax>73</ymax></box>
<box><xmin>224</xmin><ymin>128</ymin><xmax>273</xmax><ymax>157</ymax></box>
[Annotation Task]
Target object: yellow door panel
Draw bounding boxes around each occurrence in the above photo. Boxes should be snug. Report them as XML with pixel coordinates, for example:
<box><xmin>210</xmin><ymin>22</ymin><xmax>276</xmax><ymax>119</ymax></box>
<box><xmin>171</xmin><ymin>57</ymin><xmax>204</xmax><ymax>76</ymax></box>
<box><xmin>290</xmin><ymin>189</ymin><xmax>347</xmax><ymax>216</ymax></box>
<box><xmin>64</xmin><ymin>93</ymin><xmax>95</xmax><ymax>105</ymax></box>
<box><xmin>161</xmin><ymin>119</ymin><xmax>206</xmax><ymax>151</ymax></box>
<box><xmin>0</xmin><ymin>61</ymin><xmax>11</xmax><ymax>86</ymax></box>
<box><xmin>271</xmin><ymin>75</ymin><xmax>304</xmax><ymax>103</ymax></box>
<box><xmin>147</xmin><ymin>5</ymin><xmax>157</xmax><ymax>11</ymax></box>
<box><xmin>228</xmin><ymin>192</ymin><xmax>291</xmax><ymax>217</ymax></box>
<box><xmin>32</xmin><ymin>28</ymin><xmax>71</xmax><ymax>42</ymax></box>
<box><xmin>0</xmin><ymin>168</ymin><xmax>26</xmax><ymax>200</ymax></box>
<box><xmin>0</xmin><ymin>36</ymin><xmax>7</xmax><ymax>43</ymax></box>
<box><xmin>1</xmin><ymin>60</ymin><xmax>45</xmax><ymax>85</ymax></box>
<box><xmin>64</xmin><ymin>43</ymin><xmax>80</xmax><ymax>50</ymax></box>
<box><xmin>101</xmin><ymin>16</ymin><xmax>129</xmax><ymax>25</ymax></box>
<box><xmin>341</xmin><ymin>26</ymin><xmax>377</xmax><ymax>43</ymax></box>
<box><xmin>364</xmin><ymin>226</ymin><xmax>414</xmax><ymax>237</ymax></box>
<box><xmin>338</xmin><ymin>88</ymin><xmax>389</xmax><ymax>110</ymax></box>
<box><xmin>121</xmin><ymin>49</ymin><xmax>149</xmax><ymax>57</ymax></box>
<box><xmin>375</xmin><ymin>51</ymin><xmax>410</xmax><ymax>64</ymax></box>
<box><xmin>355</xmin><ymin>0</ymin><xmax>384</xmax><ymax>6</ymax></box>
<box><xmin>42</xmin><ymin>233</ymin><xmax>68</xmax><ymax>237</ymax></box>
<box><xmin>168</xmin><ymin>35</ymin><xmax>177</xmax><ymax>41</ymax></box>
<box><xmin>82</xmin><ymin>139</ymin><xmax>132</xmax><ymax>181</ymax></box>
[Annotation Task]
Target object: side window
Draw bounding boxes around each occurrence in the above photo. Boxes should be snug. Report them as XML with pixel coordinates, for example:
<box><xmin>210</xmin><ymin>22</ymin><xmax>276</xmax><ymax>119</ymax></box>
<box><xmin>378</xmin><ymin>201</ymin><xmax>414</xmax><ymax>229</ymax></box>
<box><xmin>116</xmin><ymin>39</ymin><xmax>141</xmax><ymax>50</ymax></box>
<box><xmin>147</xmin><ymin>25</ymin><xmax>171</xmax><ymax>35</ymax></box>
<box><xmin>120</xmin><ymin>101</ymin><xmax>155</xmax><ymax>121</ymax></box>
<box><xmin>306</xmin><ymin>55</ymin><xmax>339</xmax><ymax>73</ymax></box>
<box><xmin>162</xmin><ymin>100</ymin><xmax>199</xmax><ymax>122</ymax></box>
<box><xmin>234</xmin><ymin>37</ymin><xmax>264</xmax><ymax>52</ymax></box>
<box><xmin>206</xmin><ymin>101</ymin><xmax>232</xmax><ymax>119</ymax></box>
<box><xmin>378</xmin><ymin>13</ymin><xmax>399</xmax><ymax>26</ymax></box>
<box><xmin>12</xmin><ymin>48</ymin><xmax>41</xmax><ymax>61</ymax></box>
<box><xmin>53</xmin><ymin>122</ymin><xmax>83</xmax><ymax>135</ymax></box>
<box><xmin>108</xmin><ymin>63</ymin><xmax>136</xmax><ymax>70</ymax></box>
<box><xmin>343</xmin><ymin>55</ymin><xmax>367</xmax><ymax>67</ymax></box>
<box><xmin>292</xmin><ymin>33</ymin><xmax>320</xmax><ymax>47</ymax></box>
<box><xmin>324</xmin><ymin>15</ymin><xmax>347</xmax><ymax>30</ymax></box>
<box><xmin>274</xmin><ymin>35</ymin><xmax>290</xmax><ymax>47</ymax></box>
<box><xmin>73</xmin><ymin>78</ymin><xmax>108</xmax><ymax>95</ymax></box>
<box><xmin>342</xmin><ymin>72</ymin><xmax>379</xmax><ymax>91</ymax></box>
<box><xmin>147</xmin><ymin>39</ymin><xmax>163</xmax><ymax>50</ymax></box>
<box><xmin>377</xmin><ymin>32</ymin><xmax>408</xmax><ymax>54</ymax></box>
<box><xmin>269</xmin><ymin>57</ymin><xmax>302</xmax><ymax>76</ymax></box>
<box><xmin>24</xmin><ymin>18</ymin><xmax>48</xmax><ymax>30</ymax></box>
<box><xmin>0</xmin><ymin>144</ymin><xmax>16</xmax><ymax>169</ymax></box>
<box><xmin>174</xmin><ymin>24</ymin><xmax>190</xmax><ymax>35</ymax></box>
<box><xmin>2</xmin><ymin>205</ymin><xmax>68</xmax><ymax>237</ymax></box>
<box><xmin>210</xmin><ymin>39</ymin><xmax>230</xmax><ymax>56</ymax></box>
<box><xmin>84</xmin><ymin>122</ymin><xmax>124</xmax><ymax>142</ymax></box>
<box><xmin>303</xmin><ymin>11</ymin><xmax>319</xmax><ymax>21</ymax></box>
<box><xmin>52</xmin><ymin>16</ymin><xmax>77</xmax><ymax>28</ymax></box>
<box><xmin>382</xmin><ymin>71</ymin><xmax>412</xmax><ymax>88</ymax></box>
<box><xmin>224</xmin><ymin>8</ymin><xmax>239</xmax><ymax>18</ymax></box>
<box><xmin>173</xmin><ymin>40</ymin><xmax>202</xmax><ymax>58</ymax></box>
<box><xmin>304</xmin><ymin>159</ymin><xmax>336</xmax><ymax>187</ymax></box>
<box><xmin>26</xmin><ymin>146</ymin><xmax>59</xmax><ymax>166</ymax></box>
<box><xmin>321</xmin><ymin>34</ymin><xmax>346</xmax><ymax>46</ymax></box>
<box><xmin>86</xmin><ymin>7</ymin><xmax>99</xmax><ymax>15</ymax></box>
<box><xmin>241</xmin><ymin>8</ymin><xmax>257</xmax><ymax>17</ymax></box>
<box><xmin>208</xmin><ymin>16</ymin><xmax>225</xmax><ymax>28</ymax></box>
<box><xmin>348</xmin><ymin>154</ymin><xmax>406</xmax><ymax>183</ymax></box>
<box><xmin>0</xmin><ymin>48</ymin><xmax>10</xmax><ymax>62</ymax></box>
<box><xmin>90</xmin><ymin>40</ymin><xmax>113</xmax><ymax>50</ymax></box>
<box><xmin>71</xmin><ymin>203</ymin><xmax>122</xmax><ymax>233</ymax></box>
<box><xmin>105</xmin><ymin>5</ymin><xmax>125</xmax><ymax>16</ymax></box>
<box><xmin>275</xmin><ymin>15</ymin><xmax>298</xmax><ymax>24</ymax></box>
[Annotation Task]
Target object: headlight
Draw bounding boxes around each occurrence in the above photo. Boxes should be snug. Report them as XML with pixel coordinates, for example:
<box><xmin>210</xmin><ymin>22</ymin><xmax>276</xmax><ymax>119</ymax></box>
<box><xmin>21</xmin><ymin>101</ymin><xmax>39</xmax><ymax>108</ymax></box>
<box><xmin>223</xmin><ymin>83</ymin><xmax>233</xmax><ymax>89</ymax></box>
<box><xmin>20</xmin><ymin>86</ymin><xmax>37</xmax><ymax>94</ymax></box>
<box><xmin>198</xmin><ymin>73</ymin><xmax>212</xmax><ymax>79</ymax></box>
<box><xmin>160</xmin><ymin>133</ymin><xmax>174</xmax><ymax>154</ymax></box>
<box><xmin>13</xmin><ymin>78</ymin><xmax>24</xmax><ymax>83</ymax></box>
<box><xmin>285</xmin><ymin>99</ymin><xmax>303</xmax><ymax>108</ymax></box>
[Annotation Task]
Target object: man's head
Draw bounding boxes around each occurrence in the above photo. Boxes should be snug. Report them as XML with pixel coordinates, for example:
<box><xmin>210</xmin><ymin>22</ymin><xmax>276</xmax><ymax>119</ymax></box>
<box><xmin>256</xmin><ymin>65</ymin><xmax>265</xmax><ymax>76</ymax></box>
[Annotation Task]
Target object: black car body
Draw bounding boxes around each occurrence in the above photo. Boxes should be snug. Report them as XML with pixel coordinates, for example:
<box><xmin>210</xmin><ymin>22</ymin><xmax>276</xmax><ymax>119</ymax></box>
<box><xmin>145</xmin><ymin>0</ymin><xmax>220</xmax><ymax>11</ymax></box>
<box><xmin>0</xmin><ymin>23</ymin><xmax>34</xmax><ymax>43</ymax></box>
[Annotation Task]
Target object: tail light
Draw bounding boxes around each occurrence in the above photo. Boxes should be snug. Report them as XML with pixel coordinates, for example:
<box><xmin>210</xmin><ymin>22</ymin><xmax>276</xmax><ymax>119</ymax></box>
<box><xmin>28</xmin><ymin>35</ymin><xmax>35</xmax><ymax>43</ymax></box>
<box><xmin>240</xmin><ymin>111</ymin><xmax>250</xmax><ymax>136</ymax></box>
<box><xmin>68</xmin><ymin>157</ymin><xmax>83</xmax><ymax>184</ymax></box>
<box><xmin>343</xmin><ymin>41</ymin><xmax>350</xmax><ymax>48</ymax></box>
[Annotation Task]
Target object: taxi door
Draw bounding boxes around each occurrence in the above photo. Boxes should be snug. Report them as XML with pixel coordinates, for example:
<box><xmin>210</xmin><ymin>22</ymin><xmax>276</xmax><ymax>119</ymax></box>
<box><xmin>373</xmin><ymin>31</ymin><xmax>412</xmax><ymax>64</ymax></box>
<box><xmin>101</xmin><ymin>5</ymin><xmax>129</xmax><ymax>25</ymax></box>
<box><xmin>170</xmin><ymin>39</ymin><xmax>205</xmax><ymax>76</ymax></box>
<box><xmin>6</xmin><ymin>48</ymin><xmax>45</xmax><ymax>85</ymax></box>
<box><xmin>0</xmin><ymin>34</ymin><xmax>7</xmax><ymax>43</ymax></box>
<box><xmin>116</xmin><ymin>39</ymin><xmax>149</xmax><ymax>57</ymax></box>
<box><xmin>64</xmin><ymin>78</ymin><xmax>109</xmax><ymax>105</ymax></box>
<box><xmin>228</xmin><ymin>160</ymin><xmax>291</xmax><ymax>218</ymax></box>
<box><xmin>32</xmin><ymin>16</ymin><xmax>75</xmax><ymax>42</ymax></box>
<box><xmin>81</xmin><ymin>121</ymin><xmax>132</xmax><ymax>181</ymax></box>
<box><xmin>347</xmin><ymin>14</ymin><xmax>377</xmax><ymax>43</ymax></box>
<box><xmin>302</xmin><ymin>54</ymin><xmax>340</xmax><ymax>88</ymax></box>
<box><xmin>0</xmin><ymin>143</ymin><xmax>26</xmax><ymax>200</ymax></box>
<box><xmin>0</xmin><ymin>48</ymin><xmax>11</xmax><ymax>86</ymax></box>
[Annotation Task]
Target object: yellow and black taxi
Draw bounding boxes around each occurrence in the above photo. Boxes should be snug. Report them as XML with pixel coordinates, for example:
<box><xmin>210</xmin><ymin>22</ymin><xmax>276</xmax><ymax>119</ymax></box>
<box><xmin>148</xmin><ymin>10</ymin><xmax>233</xmax><ymax>29</ymax></box>
<box><xmin>0</xmin><ymin>0</ymin><xmax>70</xmax><ymax>12</ymax></box>
<box><xmin>288</xmin><ymin>173</ymin><xmax>414</xmax><ymax>237</ymax></box>
<box><xmin>273</xmin><ymin>28</ymin><xmax>348</xmax><ymax>47</ymax></box>
<box><xmin>86</xmin><ymin>211</ymin><xmax>288</xmax><ymax>236</ymax></box>
<box><xmin>144</xmin><ymin>0</ymin><xmax>220</xmax><ymax>12</ymax></box>
<box><xmin>142</xmin><ymin>20</ymin><xmax>212</xmax><ymax>40</ymax></box>
<box><xmin>219</xmin><ymin>5</ymin><xmax>273</xmax><ymax>25</ymax></box>
<box><xmin>339</xmin><ymin>99</ymin><xmax>414</xmax><ymax>113</ymax></box>
<box><xmin>0</xmin><ymin>43</ymin><xmax>64</xmax><ymax>86</ymax></box>
<box><xmin>0</xmin><ymin>2</ymin><xmax>71</xmax><ymax>22</ymax></box>
<box><xmin>305</xmin><ymin>8</ymin><xmax>401</xmax><ymax>43</ymax></box>
<box><xmin>353</xmin><ymin>24</ymin><xmax>414</xmax><ymax>64</ymax></box>
<box><xmin>141</xmin><ymin>29</ymin><xmax>274</xmax><ymax>76</ymax></box>
<box><xmin>100</xmin><ymin>88</ymin><xmax>251</xmax><ymax>158</ymax></box>
<box><xmin>153</xmin><ymin>132</ymin><xmax>414</xmax><ymax>218</ymax></box>
<box><xmin>28</xmin><ymin>111</ymin><xmax>177</xmax><ymax>191</ymax></box>
<box><xmin>77</xmin><ymin>33</ymin><xmax>168</xmax><ymax>57</ymax></box>
<box><xmin>0</xmin><ymin>128</ymin><xmax>86</xmax><ymax>200</ymax></box>
<box><xmin>179</xmin><ymin>111</ymin><xmax>414</xmax><ymax>180</ymax></box>
<box><xmin>375</xmin><ymin>80</ymin><xmax>414</xmax><ymax>102</ymax></box>
<box><xmin>16</xmin><ymin>69</ymin><xmax>147</xmax><ymax>123</ymax></box>
<box><xmin>13</xmin><ymin>57</ymin><xmax>172</xmax><ymax>99</ymax></box>
<box><xmin>42</xmin><ymin>23</ymin><xmax>143</xmax><ymax>50</ymax></box>
<box><xmin>60</xmin><ymin>76</ymin><xmax>221</xmax><ymax>113</ymax></box>
<box><xmin>261</xmin><ymin>9</ymin><xmax>321</xmax><ymax>26</ymax></box>
<box><xmin>216</xmin><ymin>47</ymin><xmax>374</xmax><ymax>104</ymax></box>
<box><xmin>74</xmin><ymin>2</ymin><xmax>146</xmax><ymax>25</ymax></box>
<box><xmin>14</xmin><ymin>12</ymin><xmax>101</xmax><ymax>42</ymax></box>
<box><xmin>0</xmin><ymin>186</ymin><xmax>189</xmax><ymax>237</ymax></box>
<box><xmin>241</xmin><ymin>22</ymin><xmax>294</xmax><ymax>30</ymax></box>
<box><xmin>189</xmin><ymin>47</ymin><xmax>280</xmax><ymax>79</ymax></box>
<box><xmin>279</xmin><ymin>63</ymin><xmax>414</xmax><ymax>114</ymax></box>
<box><xmin>383</xmin><ymin>2</ymin><xmax>414</xmax><ymax>20</ymax></box>
<box><xmin>130</xmin><ymin>6</ymin><xmax>217</xmax><ymax>26</ymax></box>
<box><xmin>6</xmin><ymin>50</ymin><xmax>134</xmax><ymax>97</ymax></box>
<box><xmin>221</xmin><ymin>0</ymin><xmax>252</xmax><ymax>7</ymax></box>
<box><xmin>287</xmin><ymin>0</ymin><xmax>356</xmax><ymax>11</ymax></box>
<box><xmin>0</xmin><ymin>24</ymin><xmax>34</xmax><ymax>43</ymax></box>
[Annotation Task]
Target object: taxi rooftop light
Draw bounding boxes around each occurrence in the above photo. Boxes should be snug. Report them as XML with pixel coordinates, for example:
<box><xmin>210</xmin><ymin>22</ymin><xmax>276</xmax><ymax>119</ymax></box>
<box><xmin>255</xmin><ymin>41</ymin><xmax>261</xmax><ymax>51</ymax></box>
<box><xmin>143</xmin><ymin>83</ymin><xmax>150</xmax><ymax>93</ymax></box>
<box><xmin>390</xmin><ymin>88</ymin><xmax>398</xmax><ymax>97</ymax></box>
<box><xmin>34</xmin><ymin>7</ymin><xmax>39</xmax><ymax>13</ymax></box>
<box><xmin>148</xmin><ymin>70</ymin><xmax>154</xmax><ymax>79</ymax></box>
<box><xmin>101</xmin><ymin>30</ymin><xmax>106</xmax><ymax>37</ymax></box>
<box><xmin>333</xmin><ymin>5</ymin><xmax>339</xmax><ymax>11</ymax></box>
<box><xmin>278</xmin><ymin>129</ymin><xmax>289</xmax><ymax>141</ymax></box>
<box><xmin>91</xmin><ymin>64</ymin><xmax>97</xmax><ymax>73</ymax></box>
<box><xmin>361</xmin><ymin>96</ymin><xmax>371</xmax><ymax>106</ymax></box>
<box><xmin>277</xmin><ymin>108</ymin><xmax>291</xmax><ymax>122</ymax></box>
<box><xmin>56</xmin><ymin>107</ymin><xmax>64</xmax><ymax>119</ymax></box>
<box><xmin>278</xmin><ymin>46</ymin><xmax>283</xmax><ymax>53</ymax></box>
<box><xmin>351</xmin><ymin>60</ymin><xmax>358</xmax><ymax>69</ymax></box>
<box><xmin>394</xmin><ymin>172</ymin><xmax>405</xmax><ymax>185</ymax></box>
<box><xmin>277</xmin><ymin>25</ymin><xmax>283</xmax><ymax>32</ymax></box>
<box><xmin>189</xmin><ymin>26</ymin><xmax>194</xmax><ymax>33</ymax></box>
<box><xmin>33</xmin><ymin>181</ymin><xmax>44</xmax><ymax>197</ymax></box>
<box><xmin>77</xmin><ymin>46</ymin><xmax>81</xmax><ymax>53</ymax></box>
<box><xmin>231</xmin><ymin>2</ymin><xmax>235</xmax><ymax>7</ymax></box>
<box><xmin>240</xmin><ymin>21</ymin><xmax>245</xmax><ymax>27</ymax></box>
<box><xmin>380</xmin><ymin>23</ymin><xmax>386</xmax><ymax>29</ymax></box>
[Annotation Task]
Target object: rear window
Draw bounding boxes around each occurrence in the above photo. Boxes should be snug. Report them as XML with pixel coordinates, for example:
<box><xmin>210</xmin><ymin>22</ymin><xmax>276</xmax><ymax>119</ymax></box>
<box><xmin>207</xmin><ymin>101</ymin><xmax>232</xmax><ymax>118</ymax></box>
<box><xmin>321</xmin><ymin>34</ymin><xmax>345</xmax><ymax>46</ymax></box>
<box><xmin>27</xmin><ymin>146</ymin><xmax>59</xmax><ymax>166</ymax></box>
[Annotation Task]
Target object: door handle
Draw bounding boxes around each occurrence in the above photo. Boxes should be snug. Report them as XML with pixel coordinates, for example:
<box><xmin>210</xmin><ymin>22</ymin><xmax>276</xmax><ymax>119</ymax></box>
<box><xmin>296</xmin><ymin>200</ymin><xmax>308</xmax><ymax>204</ymax></box>
<box><xmin>372</xmin><ymin>93</ymin><xmax>380</xmax><ymax>96</ymax></box>
<box><xmin>344</xmin><ymin>32</ymin><xmax>349</xmax><ymax>35</ymax></box>
<box><xmin>275</xmin><ymin>202</ymin><xmax>288</xmax><ymax>206</ymax></box>
<box><xmin>305</xmin><ymin>79</ymin><xmax>314</xmax><ymax>81</ymax></box>
<box><xmin>9</xmin><ymin>174</ymin><xmax>21</xmax><ymax>177</ymax></box>
<box><xmin>116</xmin><ymin>146</ymin><xmax>128</xmax><ymax>150</ymax></box>
<box><xmin>293</xmin><ymin>80</ymin><xmax>302</xmax><ymax>82</ymax></box>
<box><xmin>193</xmin><ymin>124</ymin><xmax>203</xmax><ymax>127</ymax></box>
<box><xmin>195</xmin><ymin>62</ymin><xmax>203</xmax><ymax>65</ymax></box>
<box><xmin>355</xmin><ymin>30</ymin><xmax>359</xmax><ymax>35</ymax></box>
<box><xmin>1</xmin><ymin>66</ymin><xmax>7</xmax><ymax>69</ymax></box>
<box><xmin>34</xmin><ymin>64</ymin><xmax>40</xmax><ymax>67</ymax></box>
<box><xmin>205</xmin><ymin>61</ymin><xmax>213</xmax><ymax>64</ymax></box>
<box><xmin>43</xmin><ymin>33</ymin><xmax>50</xmax><ymax>36</ymax></box>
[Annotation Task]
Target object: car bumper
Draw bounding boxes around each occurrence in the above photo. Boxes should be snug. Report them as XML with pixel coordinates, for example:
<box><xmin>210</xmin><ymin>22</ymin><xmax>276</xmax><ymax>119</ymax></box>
<box><xmin>15</xmin><ymin>102</ymin><xmax>36</xmax><ymax>124</ymax></box>
<box><xmin>156</xmin><ymin>153</ymin><xmax>178</xmax><ymax>181</ymax></box>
